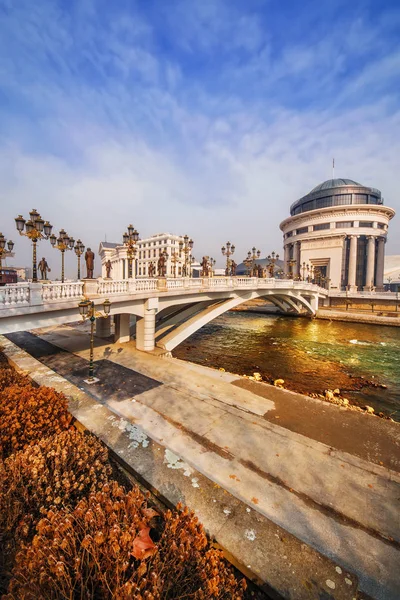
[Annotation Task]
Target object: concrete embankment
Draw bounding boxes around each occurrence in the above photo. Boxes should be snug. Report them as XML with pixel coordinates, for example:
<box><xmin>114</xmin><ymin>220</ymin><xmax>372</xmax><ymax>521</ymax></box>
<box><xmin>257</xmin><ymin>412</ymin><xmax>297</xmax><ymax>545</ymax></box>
<box><xmin>2</xmin><ymin>327</ymin><xmax>400</xmax><ymax>600</ymax></box>
<box><xmin>317</xmin><ymin>308</ymin><xmax>400</xmax><ymax>326</ymax></box>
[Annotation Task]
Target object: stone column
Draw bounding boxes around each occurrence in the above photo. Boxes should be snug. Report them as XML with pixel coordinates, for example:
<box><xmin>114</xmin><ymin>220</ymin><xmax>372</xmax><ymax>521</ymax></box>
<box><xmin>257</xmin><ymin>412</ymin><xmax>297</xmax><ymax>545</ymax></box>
<box><xmin>96</xmin><ymin>316</ymin><xmax>111</xmax><ymax>338</ymax></box>
<box><xmin>375</xmin><ymin>237</ymin><xmax>385</xmax><ymax>291</ymax></box>
<box><xmin>295</xmin><ymin>241</ymin><xmax>301</xmax><ymax>279</ymax></box>
<box><xmin>136</xmin><ymin>310</ymin><xmax>156</xmax><ymax>352</ymax></box>
<box><xmin>114</xmin><ymin>314</ymin><xmax>130</xmax><ymax>344</ymax></box>
<box><xmin>364</xmin><ymin>236</ymin><xmax>376</xmax><ymax>291</ymax></box>
<box><xmin>283</xmin><ymin>244</ymin><xmax>290</xmax><ymax>277</ymax></box>
<box><xmin>347</xmin><ymin>235</ymin><xmax>358</xmax><ymax>292</ymax></box>
<box><xmin>136</xmin><ymin>298</ymin><xmax>158</xmax><ymax>352</ymax></box>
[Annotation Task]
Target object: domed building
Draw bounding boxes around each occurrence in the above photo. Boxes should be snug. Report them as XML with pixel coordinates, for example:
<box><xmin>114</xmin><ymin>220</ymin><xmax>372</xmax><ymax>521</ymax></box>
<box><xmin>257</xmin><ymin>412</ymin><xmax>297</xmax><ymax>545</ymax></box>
<box><xmin>280</xmin><ymin>178</ymin><xmax>395</xmax><ymax>291</ymax></box>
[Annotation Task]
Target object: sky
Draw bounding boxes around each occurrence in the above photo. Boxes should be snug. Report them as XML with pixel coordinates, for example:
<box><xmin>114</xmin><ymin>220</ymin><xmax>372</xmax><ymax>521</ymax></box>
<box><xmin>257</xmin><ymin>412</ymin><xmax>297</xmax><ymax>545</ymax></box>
<box><xmin>1</xmin><ymin>0</ymin><xmax>399</xmax><ymax>277</ymax></box>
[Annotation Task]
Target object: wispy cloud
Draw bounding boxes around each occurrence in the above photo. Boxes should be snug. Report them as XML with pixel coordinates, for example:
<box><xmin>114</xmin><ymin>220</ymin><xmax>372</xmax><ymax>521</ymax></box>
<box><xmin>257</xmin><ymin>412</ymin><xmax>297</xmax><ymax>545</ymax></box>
<box><xmin>0</xmin><ymin>0</ymin><xmax>399</xmax><ymax>275</ymax></box>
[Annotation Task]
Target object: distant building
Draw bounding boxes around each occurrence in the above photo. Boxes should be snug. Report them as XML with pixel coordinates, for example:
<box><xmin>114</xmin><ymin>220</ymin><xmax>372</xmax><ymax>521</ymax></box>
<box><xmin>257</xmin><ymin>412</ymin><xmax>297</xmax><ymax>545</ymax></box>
<box><xmin>9</xmin><ymin>266</ymin><xmax>31</xmax><ymax>281</ymax></box>
<box><xmin>384</xmin><ymin>255</ymin><xmax>400</xmax><ymax>291</ymax></box>
<box><xmin>280</xmin><ymin>178</ymin><xmax>395</xmax><ymax>291</ymax></box>
<box><xmin>99</xmin><ymin>233</ymin><xmax>192</xmax><ymax>278</ymax></box>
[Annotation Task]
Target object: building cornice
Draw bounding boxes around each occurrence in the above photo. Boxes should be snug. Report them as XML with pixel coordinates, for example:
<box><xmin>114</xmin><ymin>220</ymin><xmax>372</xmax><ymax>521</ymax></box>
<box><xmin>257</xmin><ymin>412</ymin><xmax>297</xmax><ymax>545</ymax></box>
<box><xmin>280</xmin><ymin>204</ymin><xmax>395</xmax><ymax>231</ymax></box>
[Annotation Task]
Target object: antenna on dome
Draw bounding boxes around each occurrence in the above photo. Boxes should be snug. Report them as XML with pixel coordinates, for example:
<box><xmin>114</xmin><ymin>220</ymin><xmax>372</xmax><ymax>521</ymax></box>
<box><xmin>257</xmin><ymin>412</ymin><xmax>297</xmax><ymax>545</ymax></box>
<box><xmin>332</xmin><ymin>158</ymin><xmax>335</xmax><ymax>180</ymax></box>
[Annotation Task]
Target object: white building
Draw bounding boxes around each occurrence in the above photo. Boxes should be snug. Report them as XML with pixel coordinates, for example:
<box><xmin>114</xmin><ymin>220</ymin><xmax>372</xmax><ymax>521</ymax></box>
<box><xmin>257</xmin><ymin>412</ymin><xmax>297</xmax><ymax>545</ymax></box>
<box><xmin>280</xmin><ymin>178</ymin><xmax>395</xmax><ymax>291</ymax></box>
<box><xmin>99</xmin><ymin>233</ymin><xmax>193</xmax><ymax>279</ymax></box>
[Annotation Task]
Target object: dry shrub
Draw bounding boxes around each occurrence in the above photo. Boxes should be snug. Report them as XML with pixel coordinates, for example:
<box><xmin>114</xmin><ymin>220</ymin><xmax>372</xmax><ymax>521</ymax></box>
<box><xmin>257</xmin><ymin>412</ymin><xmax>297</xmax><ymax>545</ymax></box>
<box><xmin>6</xmin><ymin>482</ymin><xmax>246</xmax><ymax>600</ymax></box>
<box><xmin>0</xmin><ymin>382</ymin><xmax>73</xmax><ymax>458</ymax></box>
<box><xmin>0</xmin><ymin>429</ymin><xmax>111</xmax><ymax>593</ymax></box>
<box><xmin>0</xmin><ymin>362</ymin><xmax>32</xmax><ymax>393</ymax></box>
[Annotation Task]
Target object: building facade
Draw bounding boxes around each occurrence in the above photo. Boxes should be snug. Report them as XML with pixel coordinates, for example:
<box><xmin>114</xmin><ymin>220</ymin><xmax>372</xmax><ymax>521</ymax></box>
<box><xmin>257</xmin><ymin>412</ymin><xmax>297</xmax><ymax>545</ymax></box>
<box><xmin>99</xmin><ymin>233</ymin><xmax>192</xmax><ymax>279</ymax></box>
<box><xmin>280</xmin><ymin>179</ymin><xmax>395</xmax><ymax>291</ymax></box>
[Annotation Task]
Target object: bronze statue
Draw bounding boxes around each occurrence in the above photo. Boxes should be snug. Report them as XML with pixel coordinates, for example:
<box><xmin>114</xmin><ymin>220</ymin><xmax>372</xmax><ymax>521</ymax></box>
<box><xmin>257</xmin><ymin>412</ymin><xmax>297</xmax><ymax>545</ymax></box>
<box><xmin>105</xmin><ymin>259</ymin><xmax>112</xmax><ymax>279</ymax></box>
<box><xmin>201</xmin><ymin>256</ymin><xmax>209</xmax><ymax>277</ymax></box>
<box><xmin>85</xmin><ymin>248</ymin><xmax>95</xmax><ymax>279</ymax></box>
<box><xmin>38</xmin><ymin>257</ymin><xmax>50</xmax><ymax>280</ymax></box>
<box><xmin>149</xmin><ymin>262</ymin><xmax>156</xmax><ymax>277</ymax></box>
<box><xmin>257</xmin><ymin>264</ymin><xmax>264</xmax><ymax>278</ymax></box>
<box><xmin>230</xmin><ymin>260</ymin><xmax>237</xmax><ymax>277</ymax></box>
<box><xmin>157</xmin><ymin>253</ymin><xmax>166</xmax><ymax>277</ymax></box>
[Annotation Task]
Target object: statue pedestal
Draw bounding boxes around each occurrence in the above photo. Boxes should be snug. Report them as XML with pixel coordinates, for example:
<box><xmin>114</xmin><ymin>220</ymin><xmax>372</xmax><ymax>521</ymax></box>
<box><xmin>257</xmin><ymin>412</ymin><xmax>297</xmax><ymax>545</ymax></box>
<box><xmin>157</xmin><ymin>277</ymin><xmax>168</xmax><ymax>291</ymax></box>
<box><xmin>82</xmin><ymin>278</ymin><xmax>99</xmax><ymax>296</ymax></box>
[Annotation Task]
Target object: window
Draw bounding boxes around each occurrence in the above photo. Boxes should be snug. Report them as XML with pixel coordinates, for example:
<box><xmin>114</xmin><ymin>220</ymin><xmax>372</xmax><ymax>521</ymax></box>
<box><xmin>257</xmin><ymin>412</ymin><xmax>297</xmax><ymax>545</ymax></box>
<box><xmin>303</xmin><ymin>200</ymin><xmax>315</xmax><ymax>212</ymax></box>
<box><xmin>335</xmin><ymin>221</ymin><xmax>353</xmax><ymax>228</ymax></box>
<box><xmin>377</xmin><ymin>223</ymin><xmax>385</xmax><ymax>230</ymax></box>
<box><xmin>313</xmin><ymin>223</ymin><xmax>330</xmax><ymax>231</ymax></box>
<box><xmin>316</xmin><ymin>196</ymin><xmax>332</xmax><ymax>209</ymax></box>
<box><xmin>296</xmin><ymin>227</ymin><xmax>308</xmax><ymax>234</ymax></box>
<box><xmin>285</xmin><ymin>231</ymin><xmax>293</xmax><ymax>238</ymax></box>
<box><xmin>359</xmin><ymin>221</ymin><xmax>373</xmax><ymax>228</ymax></box>
<box><xmin>368</xmin><ymin>196</ymin><xmax>379</xmax><ymax>204</ymax></box>
<box><xmin>153</xmin><ymin>249</ymin><xmax>157</xmax><ymax>257</ymax></box>
<box><xmin>139</xmin><ymin>267</ymin><xmax>142</xmax><ymax>275</ymax></box>
<box><xmin>353</xmin><ymin>194</ymin><xmax>367</xmax><ymax>204</ymax></box>
<box><xmin>293</xmin><ymin>206</ymin><xmax>301</xmax><ymax>215</ymax></box>
<box><xmin>333</xmin><ymin>194</ymin><xmax>352</xmax><ymax>206</ymax></box>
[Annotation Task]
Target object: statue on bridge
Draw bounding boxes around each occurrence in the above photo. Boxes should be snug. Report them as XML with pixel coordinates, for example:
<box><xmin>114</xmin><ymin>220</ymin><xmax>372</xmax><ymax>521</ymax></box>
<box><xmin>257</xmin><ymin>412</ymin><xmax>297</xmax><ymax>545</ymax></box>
<box><xmin>230</xmin><ymin>260</ymin><xmax>237</xmax><ymax>276</ymax></box>
<box><xmin>85</xmin><ymin>248</ymin><xmax>95</xmax><ymax>279</ymax></box>
<box><xmin>257</xmin><ymin>264</ymin><xmax>264</xmax><ymax>278</ymax></box>
<box><xmin>105</xmin><ymin>260</ymin><xmax>112</xmax><ymax>279</ymax></box>
<box><xmin>158</xmin><ymin>253</ymin><xmax>167</xmax><ymax>277</ymax></box>
<box><xmin>201</xmin><ymin>256</ymin><xmax>209</xmax><ymax>277</ymax></box>
<box><xmin>38</xmin><ymin>257</ymin><xmax>51</xmax><ymax>280</ymax></box>
<box><xmin>149</xmin><ymin>262</ymin><xmax>156</xmax><ymax>277</ymax></box>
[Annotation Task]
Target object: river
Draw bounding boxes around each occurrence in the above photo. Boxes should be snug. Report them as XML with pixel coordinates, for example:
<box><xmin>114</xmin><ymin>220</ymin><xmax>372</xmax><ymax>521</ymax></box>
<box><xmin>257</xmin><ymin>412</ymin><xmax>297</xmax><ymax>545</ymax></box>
<box><xmin>173</xmin><ymin>312</ymin><xmax>400</xmax><ymax>421</ymax></box>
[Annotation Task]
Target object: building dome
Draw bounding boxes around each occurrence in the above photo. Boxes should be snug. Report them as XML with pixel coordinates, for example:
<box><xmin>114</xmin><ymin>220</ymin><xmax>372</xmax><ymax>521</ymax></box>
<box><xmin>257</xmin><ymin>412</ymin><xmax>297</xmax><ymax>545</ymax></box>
<box><xmin>310</xmin><ymin>178</ymin><xmax>362</xmax><ymax>193</ymax></box>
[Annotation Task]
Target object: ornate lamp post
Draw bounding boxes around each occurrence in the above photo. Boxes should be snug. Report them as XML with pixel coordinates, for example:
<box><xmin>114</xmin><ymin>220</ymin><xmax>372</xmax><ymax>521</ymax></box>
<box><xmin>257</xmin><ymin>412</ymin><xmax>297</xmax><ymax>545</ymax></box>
<box><xmin>78</xmin><ymin>298</ymin><xmax>111</xmax><ymax>383</ymax></box>
<box><xmin>0</xmin><ymin>234</ymin><xmax>15</xmax><ymax>282</ymax></box>
<box><xmin>267</xmin><ymin>251</ymin><xmax>279</xmax><ymax>278</ymax></box>
<box><xmin>221</xmin><ymin>242</ymin><xmax>235</xmax><ymax>276</ymax></box>
<box><xmin>288</xmin><ymin>259</ymin><xmax>296</xmax><ymax>279</ymax></box>
<box><xmin>122</xmin><ymin>225</ymin><xmax>139</xmax><ymax>278</ymax></box>
<box><xmin>301</xmin><ymin>262</ymin><xmax>307</xmax><ymax>281</ymax></box>
<box><xmin>74</xmin><ymin>239</ymin><xmax>85</xmax><ymax>280</ymax></box>
<box><xmin>179</xmin><ymin>235</ymin><xmax>194</xmax><ymax>277</ymax></box>
<box><xmin>171</xmin><ymin>250</ymin><xmax>180</xmax><ymax>278</ymax></box>
<box><xmin>15</xmin><ymin>210</ymin><xmax>53</xmax><ymax>282</ymax></box>
<box><xmin>247</xmin><ymin>247</ymin><xmax>261</xmax><ymax>277</ymax></box>
<box><xmin>208</xmin><ymin>257</ymin><xmax>216</xmax><ymax>276</ymax></box>
<box><xmin>49</xmin><ymin>229</ymin><xmax>75</xmax><ymax>283</ymax></box>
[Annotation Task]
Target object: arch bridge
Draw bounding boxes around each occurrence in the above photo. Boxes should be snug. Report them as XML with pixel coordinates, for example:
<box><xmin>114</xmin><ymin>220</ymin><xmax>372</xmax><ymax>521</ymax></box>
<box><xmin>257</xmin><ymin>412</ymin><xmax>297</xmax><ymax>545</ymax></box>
<box><xmin>0</xmin><ymin>277</ymin><xmax>328</xmax><ymax>352</ymax></box>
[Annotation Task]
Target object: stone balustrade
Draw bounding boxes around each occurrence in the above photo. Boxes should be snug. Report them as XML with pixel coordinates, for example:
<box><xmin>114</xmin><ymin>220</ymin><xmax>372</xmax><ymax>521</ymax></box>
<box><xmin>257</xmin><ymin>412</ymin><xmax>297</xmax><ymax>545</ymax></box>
<box><xmin>0</xmin><ymin>277</ymin><xmax>328</xmax><ymax>313</ymax></box>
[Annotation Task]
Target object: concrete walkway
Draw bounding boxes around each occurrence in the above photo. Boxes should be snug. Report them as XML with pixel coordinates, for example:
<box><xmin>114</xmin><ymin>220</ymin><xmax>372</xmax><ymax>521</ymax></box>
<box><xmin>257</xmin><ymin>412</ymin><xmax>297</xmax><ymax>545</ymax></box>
<box><xmin>3</xmin><ymin>324</ymin><xmax>400</xmax><ymax>600</ymax></box>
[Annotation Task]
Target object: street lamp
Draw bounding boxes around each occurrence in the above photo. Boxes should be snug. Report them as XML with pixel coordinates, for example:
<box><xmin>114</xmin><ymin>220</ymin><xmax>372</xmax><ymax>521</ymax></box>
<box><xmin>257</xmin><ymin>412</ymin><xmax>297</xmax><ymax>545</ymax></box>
<box><xmin>50</xmin><ymin>229</ymin><xmax>75</xmax><ymax>283</ymax></box>
<box><xmin>170</xmin><ymin>250</ymin><xmax>180</xmax><ymax>278</ymax></box>
<box><xmin>288</xmin><ymin>259</ymin><xmax>296</xmax><ymax>279</ymax></box>
<box><xmin>208</xmin><ymin>256</ymin><xmax>216</xmax><ymax>276</ymax></box>
<box><xmin>78</xmin><ymin>298</ymin><xmax>111</xmax><ymax>383</ymax></box>
<box><xmin>122</xmin><ymin>224</ymin><xmax>139</xmax><ymax>278</ymax></box>
<box><xmin>221</xmin><ymin>241</ymin><xmax>235</xmax><ymax>276</ymax></box>
<box><xmin>0</xmin><ymin>233</ymin><xmax>15</xmax><ymax>283</ymax></box>
<box><xmin>179</xmin><ymin>234</ymin><xmax>194</xmax><ymax>277</ymax></box>
<box><xmin>74</xmin><ymin>239</ymin><xmax>85</xmax><ymax>280</ymax></box>
<box><xmin>15</xmin><ymin>210</ymin><xmax>53</xmax><ymax>282</ymax></box>
<box><xmin>247</xmin><ymin>247</ymin><xmax>261</xmax><ymax>277</ymax></box>
<box><xmin>267</xmin><ymin>251</ymin><xmax>280</xmax><ymax>278</ymax></box>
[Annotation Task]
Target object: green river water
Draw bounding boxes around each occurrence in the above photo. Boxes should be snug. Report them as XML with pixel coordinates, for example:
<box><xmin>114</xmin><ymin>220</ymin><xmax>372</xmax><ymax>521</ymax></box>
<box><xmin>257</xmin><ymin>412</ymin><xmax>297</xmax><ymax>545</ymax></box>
<box><xmin>173</xmin><ymin>312</ymin><xmax>400</xmax><ymax>420</ymax></box>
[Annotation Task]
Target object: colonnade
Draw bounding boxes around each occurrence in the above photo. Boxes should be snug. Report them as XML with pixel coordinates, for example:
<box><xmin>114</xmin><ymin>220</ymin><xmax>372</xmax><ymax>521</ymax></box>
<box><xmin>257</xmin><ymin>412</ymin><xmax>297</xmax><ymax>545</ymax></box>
<box><xmin>283</xmin><ymin>235</ymin><xmax>386</xmax><ymax>291</ymax></box>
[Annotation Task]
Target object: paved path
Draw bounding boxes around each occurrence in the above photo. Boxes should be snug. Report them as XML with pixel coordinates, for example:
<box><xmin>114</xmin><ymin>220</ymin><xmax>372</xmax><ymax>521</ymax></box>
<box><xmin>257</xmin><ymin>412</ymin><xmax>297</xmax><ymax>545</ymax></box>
<box><xmin>5</xmin><ymin>325</ymin><xmax>400</xmax><ymax>600</ymax></box>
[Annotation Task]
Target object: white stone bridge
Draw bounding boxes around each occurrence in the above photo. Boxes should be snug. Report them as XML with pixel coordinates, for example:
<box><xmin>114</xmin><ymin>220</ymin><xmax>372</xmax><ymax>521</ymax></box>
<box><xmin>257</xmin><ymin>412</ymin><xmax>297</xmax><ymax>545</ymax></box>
<box><xmin>0</xmin><ymin>277</ymin><xmax>328</xmax><ymax>352</ymax></box>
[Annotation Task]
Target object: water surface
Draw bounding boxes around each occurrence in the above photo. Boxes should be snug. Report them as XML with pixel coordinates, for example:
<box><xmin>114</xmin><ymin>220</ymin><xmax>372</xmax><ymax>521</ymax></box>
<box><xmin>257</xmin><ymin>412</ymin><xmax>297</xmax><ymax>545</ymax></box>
<box><xmin>174</xmin><ymin>312</ymin><xmax>400</xmax><ymax>420</ymax></box>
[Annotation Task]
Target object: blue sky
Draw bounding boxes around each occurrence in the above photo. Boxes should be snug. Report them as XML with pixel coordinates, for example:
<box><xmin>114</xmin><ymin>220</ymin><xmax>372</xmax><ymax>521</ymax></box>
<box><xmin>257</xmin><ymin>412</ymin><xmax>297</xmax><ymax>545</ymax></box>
<box><xmin>1</xmin><ymin>0</ymin><xmax>399</xmax><ymax>274</ymax></box>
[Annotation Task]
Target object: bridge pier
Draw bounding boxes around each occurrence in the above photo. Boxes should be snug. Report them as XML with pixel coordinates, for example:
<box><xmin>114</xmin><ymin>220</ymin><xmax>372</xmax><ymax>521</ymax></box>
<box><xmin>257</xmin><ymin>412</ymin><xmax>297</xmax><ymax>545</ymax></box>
<box><xmin>136</xmin><ymin>299</ymin><xmax>158</xmax><ymax>352</ymax></box>
<box><xmin>96</xmin><ymin>316</ymin><xmax>111</xmax><ymax>338</ymax></box>
<box><xmin>114</xmin><ymin>314</ymin><xmax>131</xmax><ymax>344</ymax></box>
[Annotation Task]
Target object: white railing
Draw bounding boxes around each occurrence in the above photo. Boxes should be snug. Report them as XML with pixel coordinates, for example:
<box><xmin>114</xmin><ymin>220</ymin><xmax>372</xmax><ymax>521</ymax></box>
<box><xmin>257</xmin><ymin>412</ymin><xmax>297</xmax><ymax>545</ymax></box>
<box><xmin>0</xmin><ymin>283</ymin><xmax>30</xmax><ymax>307</ymax></box>
<box><xmin>42</xmin><ymin>282</ymin><xmax>84</xmax><ymax>303</ymax></box>
<box><xmin>0</xmin><ymin>277</ymin><xmax>328</xmax><ymax>313</ymax></box>
<box><xmin>97</xmin><ymin>280</ymin><xmax>129</xmax><ymax>295</ymax></box>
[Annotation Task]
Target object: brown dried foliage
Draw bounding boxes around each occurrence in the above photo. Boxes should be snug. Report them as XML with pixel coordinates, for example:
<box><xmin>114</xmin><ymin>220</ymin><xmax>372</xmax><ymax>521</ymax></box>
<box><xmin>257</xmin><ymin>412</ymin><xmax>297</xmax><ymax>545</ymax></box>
<box><xmin>0</xmin><ymin>429</ymin><xmax>111</xmax><ymax>593</ymax></box>
<box><xmin>0</xmin><ymin>375</ymin><xmax>73</xmax><ymax>459</ymax></box>
<box><xmin>6</xmin><ymin>483</ymin><xmax>246</xmax><ymax>600</ymax></box>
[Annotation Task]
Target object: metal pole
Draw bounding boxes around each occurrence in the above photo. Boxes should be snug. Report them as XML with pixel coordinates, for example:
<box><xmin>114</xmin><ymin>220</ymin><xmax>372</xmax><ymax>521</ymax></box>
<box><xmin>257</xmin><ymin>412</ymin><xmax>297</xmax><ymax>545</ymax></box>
<box><xmin>77</xmin><ymin>254</ymin><xmax>81</xmax><ymax>280</ymax></box>
<box><xmin>89</xmin><ymin>306</ymin><xmax>95</xmax><ymax>380</ymax></box>
<box><xmin>128</xmin><ymin>255</ymin><xmax>132</xmax><ymax>278</ymax></box>
<box><xmin>32</xmin><ymin>239</ymin><xmax>38</xmax><ymax>283</ymax></box>
<box><xmin>61</xmin><ymin>249</ymin><xmax>65</xmax><ymax>283</ymax></box>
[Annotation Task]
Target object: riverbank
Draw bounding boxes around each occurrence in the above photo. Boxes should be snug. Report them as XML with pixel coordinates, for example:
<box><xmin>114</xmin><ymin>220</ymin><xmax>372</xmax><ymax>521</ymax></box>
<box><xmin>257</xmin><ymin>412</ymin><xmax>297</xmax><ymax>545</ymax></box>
<box><xmin>2</xmin><ymin>327</ymin><xmax>400</xmax><ymax>599</ymax></box>
<box><xmin>174</xmin><ymin>311</ymin><xmax>400</xmax><ymax>421</ymax></box>
<box><xmin>317</xmin><ymin>308</ymin><xmax>400</xmax><ymax>326</ymax></box>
